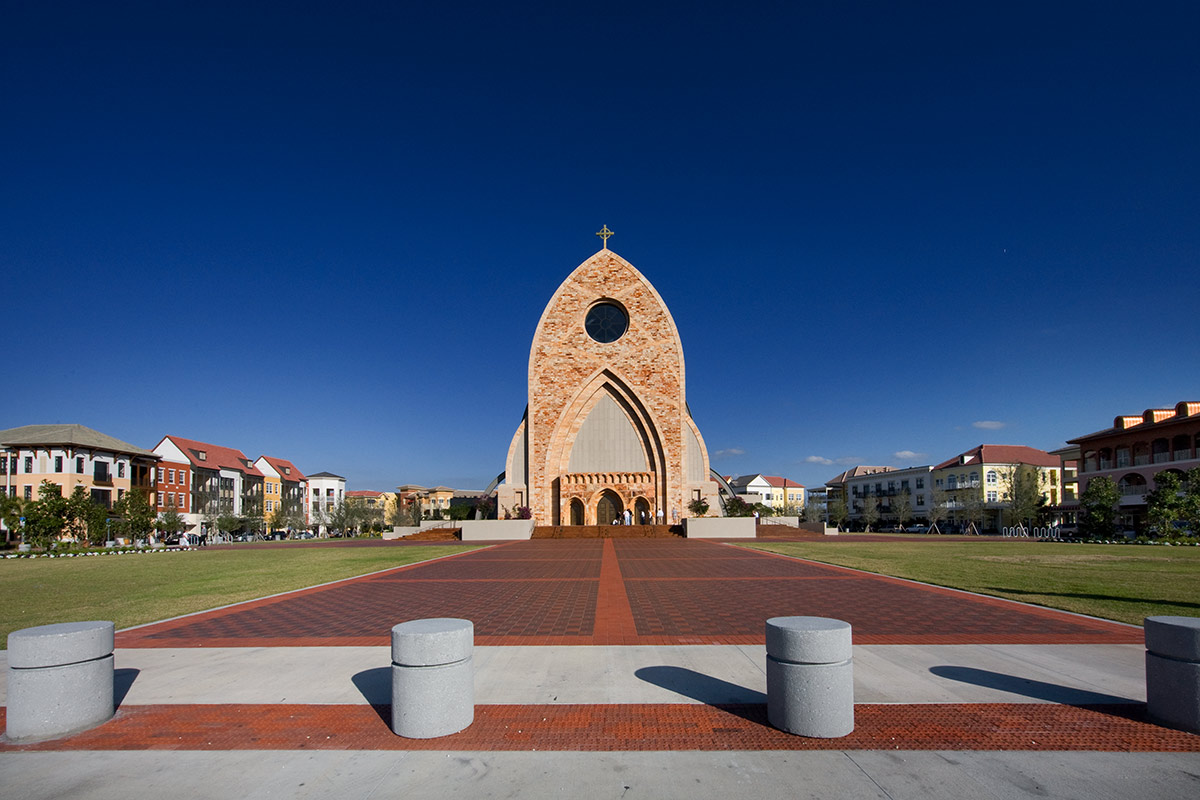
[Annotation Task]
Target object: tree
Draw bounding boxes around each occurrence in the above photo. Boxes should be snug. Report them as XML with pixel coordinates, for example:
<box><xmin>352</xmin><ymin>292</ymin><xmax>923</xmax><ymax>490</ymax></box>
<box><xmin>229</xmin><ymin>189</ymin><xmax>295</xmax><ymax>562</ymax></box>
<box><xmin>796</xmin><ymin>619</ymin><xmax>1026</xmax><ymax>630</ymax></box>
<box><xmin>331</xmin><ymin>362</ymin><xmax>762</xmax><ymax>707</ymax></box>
<box><xmin>1183</xmin><ymin>468</ymin><xmax>1200</xmax><ymax>536</ymax></box>
<box><xmin>309</xmin><ymin>506</ymin><xmax>329</xmax><ymax>537</ymax></box>
<box><xmin>112</xmin><ymin>489</ymin><xmax>155</xmax><ymax>542</ymax></box>
<box><xmin>1002</xmin><ymin>465</ymin><xmax>1045</xmax><ymax>531</ymax></box>
<box><xmin>273</xmin><ymin>500</ymin><xmax>307</xmax><ymax>534</ymax></box>
<box><xmin>687</xmin><ymin>497</ymin><xmax>709</xmax><ymax>517</ymax></box>
<box><xmin>157</xmin><ymin>509</ymin><xmax>186</xmax><ymax>540</ymax></box>
<box><xmin>216</xmin><ymin>513</ymin><xmax>240</xmax><ymax>537</ymax></box>
<box><xmin>0</xmin><ymin>493</ymin><xmax>25</xmax><ymax>545</ymax></box>
<box><xmin>64</xmin><ymin>486</ymin><xmax>108</xmax><ymax>546</ymax></box>
<box><xmin>1079</xmin><ymin>475</ymin><xmax>1120</xmax><ymax>539</ymax></box>
<box><xmin>961</xmin><ymin>490</ymin><xmax>986</xmax><ymax>534</ymax></box>
<box><xmin>860</xmin><ymin>493</ymin><xmax>880</xmax><ymax>531</ymax></box>
<box><xmin>22</xmin><ymin>481</ymin><xmax>68</xmax><ymax>549</ymax></box>
<box><xmin>927</xmin><ymin>485</ymin><xmax>949</xmax><ymax>531</ymax></box>
<box><xmin>891</xmin><ymin>491</ymin><xmax>913</xmax><ymax>529</ymax></box>
<box><xmin>1146</xmin><ymin>471</ymin><xmax>1185</xmax><ymax>537</ymax></box>
<box><xmin>723</xmin><ymin>495</ymin><xmax>753</xmax><ymax>517</ymax></box>
<box><xmin>828</xmin><ymin>496</ymin><xmax>849</xmax><ymax>529</ymax></box>
<box><xmin>802</xmin><ymin>499</ymin><xmax>824</xmax><ymax>524</ymax></box>
<box><xmin>242</xmin><ymin>497</ymin><xmax>265</xmax><ymax>538</ymax></box>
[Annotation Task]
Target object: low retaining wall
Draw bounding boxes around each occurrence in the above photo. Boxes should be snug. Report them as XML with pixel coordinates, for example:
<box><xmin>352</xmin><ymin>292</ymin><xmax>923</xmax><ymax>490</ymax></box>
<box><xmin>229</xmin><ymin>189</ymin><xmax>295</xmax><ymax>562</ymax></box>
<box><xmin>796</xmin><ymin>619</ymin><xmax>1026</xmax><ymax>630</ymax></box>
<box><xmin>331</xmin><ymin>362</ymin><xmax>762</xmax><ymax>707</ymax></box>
<box><xmin>684</xmin><ymin>517</ymin><xmax>756</xmax><ymax>538</ymax></box>
<box><xmin>459</xmin><ymin>520</ymin><xmax>535</xmax><ymax>541</ymax></box>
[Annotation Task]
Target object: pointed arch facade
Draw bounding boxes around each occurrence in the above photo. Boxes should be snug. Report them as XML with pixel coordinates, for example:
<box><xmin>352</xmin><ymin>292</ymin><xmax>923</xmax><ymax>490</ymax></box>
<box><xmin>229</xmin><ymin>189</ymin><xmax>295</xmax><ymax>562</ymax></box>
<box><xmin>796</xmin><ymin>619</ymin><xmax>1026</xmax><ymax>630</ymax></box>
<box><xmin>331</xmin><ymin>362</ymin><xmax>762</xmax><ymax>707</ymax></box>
<box><xmin>499</xmin><ymin>247</ymin><xmax>719</xmax><ymax>524</ymax></box>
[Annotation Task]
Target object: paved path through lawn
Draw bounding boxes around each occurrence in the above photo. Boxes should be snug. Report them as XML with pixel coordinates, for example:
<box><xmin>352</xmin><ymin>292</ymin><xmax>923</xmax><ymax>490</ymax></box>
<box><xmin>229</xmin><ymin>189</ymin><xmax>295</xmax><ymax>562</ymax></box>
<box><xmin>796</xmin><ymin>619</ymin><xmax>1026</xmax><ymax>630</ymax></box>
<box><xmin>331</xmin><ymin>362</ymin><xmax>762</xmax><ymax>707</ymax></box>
<box><xmin>116</xmin><ymin>538</ymin><xmax>1142</xmax><ymax>648</ymax></box>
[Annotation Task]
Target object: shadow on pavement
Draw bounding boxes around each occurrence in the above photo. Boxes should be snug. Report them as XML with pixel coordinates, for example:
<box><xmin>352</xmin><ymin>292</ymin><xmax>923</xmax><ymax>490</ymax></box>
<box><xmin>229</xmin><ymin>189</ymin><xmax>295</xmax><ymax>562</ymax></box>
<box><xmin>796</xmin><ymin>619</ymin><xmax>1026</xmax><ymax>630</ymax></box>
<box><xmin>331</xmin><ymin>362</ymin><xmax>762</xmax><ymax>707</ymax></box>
<box><xmin>351</xmin><ymin>667</ymin><xmax>392</xmax><ymax>727</ymax></box>
<box><xmin>635</xmin><ymin>666</ymin><xmax>766</xmax><ymax>705</ymax></box>
<box><xmin>929</xmin><ymin>665</ymin><xmax>1136</xmax><ymax>705</ymax></box>
<box><xmin>114</xmin><ymin>668</ymin><xmax>139</xmax><ymax>710</ymax></box>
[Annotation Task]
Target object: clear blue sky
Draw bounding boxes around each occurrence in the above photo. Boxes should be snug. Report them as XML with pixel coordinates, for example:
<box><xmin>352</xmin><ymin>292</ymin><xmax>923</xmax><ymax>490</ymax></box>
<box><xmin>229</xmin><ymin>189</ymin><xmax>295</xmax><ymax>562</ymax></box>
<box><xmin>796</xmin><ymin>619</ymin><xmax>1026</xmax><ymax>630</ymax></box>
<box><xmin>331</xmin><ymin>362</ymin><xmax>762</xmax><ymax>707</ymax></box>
<box><xmin>4</xmin><ymin>1</ymin><xmax>1198</xmax><ymax>493</ymax></box>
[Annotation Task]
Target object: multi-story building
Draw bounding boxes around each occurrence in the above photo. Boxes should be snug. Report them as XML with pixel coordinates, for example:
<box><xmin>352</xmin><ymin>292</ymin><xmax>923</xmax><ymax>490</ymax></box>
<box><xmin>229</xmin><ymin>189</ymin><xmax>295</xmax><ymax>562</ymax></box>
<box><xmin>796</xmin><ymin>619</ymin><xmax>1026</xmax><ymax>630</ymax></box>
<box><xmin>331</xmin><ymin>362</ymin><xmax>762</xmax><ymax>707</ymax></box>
<box><xmin>153</xmin><ymin>456</ymin><xmax>192</xmax><ymax>517</ymax></box>
<box><xmin>254</xmin><ymin>456</ymin><xmax>308</xmax><ymax>525</ymax></box>
<box><xmin>1068</xmin><ymin>401</ymin><xmax>1200</xmax><ymax>531</ymax></box>
<box><xmin>308</xmin><ymin>472</ymin><xmax>346</xmax><ymax>534</ymax></box>
<box><xmin>803</xmin><ymin>487</ymin><xmax>828</xmax><ymax>520</ymax></box>
<box><xmin>1048</xmin><ymin>445</ymin><xmax>1081</xmax><ymax>527</ymax></box>
<box><xmin>396</xmin><ymin>484</ymin><xmax>457</xmax><ymax>518</ymax></box>
<box><xmin>0</xmin><ymin>424</ymin><xmax>159</xmax><ymax>534</ymax></box>
<box><xmin>824</xmin><ymin>466</ymin><xmax>895</xmax><ymax>525</ymax></box>
<box><xmin>842</xmin><ymin>464</ymin><xmax>934</xmax><ymax>527</ymax></box>
<box><xmin>152</xmin><ymin>436</ymin><xmax>265</xmax><ymax>535</ymax></box>
<box><xmin>933</xmin><ymin>445</ymin><xmax>1061</xmax><ymax>532</ymax></box>
<box><xmin>728</xmin><ymin>475</ymin><xmax>805</xmax><ymax>511</ymax></box>
<box><xmin>346</xmin><ymin>490</ymin><xmax>382</xmax><ymax>507</ymax></box>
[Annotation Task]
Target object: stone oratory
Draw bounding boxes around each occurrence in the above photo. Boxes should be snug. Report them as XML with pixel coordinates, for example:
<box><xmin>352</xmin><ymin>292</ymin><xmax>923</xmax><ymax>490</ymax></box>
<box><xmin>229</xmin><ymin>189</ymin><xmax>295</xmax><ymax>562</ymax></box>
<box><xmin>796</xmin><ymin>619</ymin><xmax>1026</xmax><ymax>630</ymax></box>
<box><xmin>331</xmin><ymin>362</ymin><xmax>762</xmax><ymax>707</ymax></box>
<box><xmin>496</xmin><ymin>230</ymin><xmax>721</xmax><ymax>525</ymax></box>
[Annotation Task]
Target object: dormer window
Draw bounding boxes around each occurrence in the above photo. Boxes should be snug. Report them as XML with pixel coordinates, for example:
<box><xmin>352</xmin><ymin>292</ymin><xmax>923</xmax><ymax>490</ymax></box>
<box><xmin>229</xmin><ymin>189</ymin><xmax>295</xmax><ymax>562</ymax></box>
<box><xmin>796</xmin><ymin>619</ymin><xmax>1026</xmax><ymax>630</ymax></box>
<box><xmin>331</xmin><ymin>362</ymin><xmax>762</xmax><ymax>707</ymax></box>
<box><xmin>197</xmin><ymin>451</ymin><xmax>207</xmax><ymax>461</ymax></box>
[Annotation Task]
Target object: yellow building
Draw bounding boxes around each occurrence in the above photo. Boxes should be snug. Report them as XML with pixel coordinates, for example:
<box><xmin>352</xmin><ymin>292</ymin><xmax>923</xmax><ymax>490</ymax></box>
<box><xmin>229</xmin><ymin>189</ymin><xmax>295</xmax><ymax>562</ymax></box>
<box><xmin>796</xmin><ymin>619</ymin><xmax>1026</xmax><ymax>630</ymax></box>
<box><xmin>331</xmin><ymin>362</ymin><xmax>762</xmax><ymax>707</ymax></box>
<box><xmin>932</xmin><ymin>445</ymin><xmax>1061</xmax><ymax>532</ymax></box>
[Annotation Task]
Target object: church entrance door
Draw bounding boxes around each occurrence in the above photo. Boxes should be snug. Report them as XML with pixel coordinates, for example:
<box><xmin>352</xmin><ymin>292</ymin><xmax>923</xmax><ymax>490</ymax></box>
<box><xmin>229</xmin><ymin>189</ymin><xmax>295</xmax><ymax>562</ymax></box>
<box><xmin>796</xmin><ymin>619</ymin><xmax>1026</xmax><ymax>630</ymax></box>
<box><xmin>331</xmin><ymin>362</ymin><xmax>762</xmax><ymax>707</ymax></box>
<box><xmin>634</xmin><ymin>497</ymin><xmax>651</xmax><ymax>525</ymax></box>
<box><xmin>596</xmin><ymin>491</ymin><xmax>622</xmax><ymax>526</ymax></box>
<box><xmin>569</xmin><ymin>498</ymin><xmax>585</xmax><ymax>526</ymax></box>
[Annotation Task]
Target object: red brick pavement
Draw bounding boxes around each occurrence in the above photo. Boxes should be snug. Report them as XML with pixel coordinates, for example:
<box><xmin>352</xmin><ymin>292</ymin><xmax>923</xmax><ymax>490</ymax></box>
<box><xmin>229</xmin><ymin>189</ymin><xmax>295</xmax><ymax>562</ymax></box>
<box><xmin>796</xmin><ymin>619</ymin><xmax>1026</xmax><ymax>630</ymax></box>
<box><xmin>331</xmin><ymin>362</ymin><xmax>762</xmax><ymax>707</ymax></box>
<box><xmin>115</xmin><ymin>538</ymin><xmax>1142</xmax><ymax>648</ymax></box>
<box><xmin>3</xmin><ymin>703</ymin><xmax>1196</xmax><ymax>753</ymax></box>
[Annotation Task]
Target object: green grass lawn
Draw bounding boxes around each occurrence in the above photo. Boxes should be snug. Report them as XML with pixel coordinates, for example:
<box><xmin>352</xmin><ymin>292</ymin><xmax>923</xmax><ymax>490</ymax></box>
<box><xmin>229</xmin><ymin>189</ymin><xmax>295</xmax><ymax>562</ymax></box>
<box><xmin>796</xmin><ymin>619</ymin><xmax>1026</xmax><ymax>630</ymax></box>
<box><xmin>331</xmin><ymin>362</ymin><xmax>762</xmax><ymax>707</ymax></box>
<box><xmin>744</xmin><ymin>540</ymin><xmax>1200</xmax><ymax>626</ymax></box>
<box><xmin>0</xmin><ymin>544</ymin><xmax>482</xmax><ymax>645</ymax></box>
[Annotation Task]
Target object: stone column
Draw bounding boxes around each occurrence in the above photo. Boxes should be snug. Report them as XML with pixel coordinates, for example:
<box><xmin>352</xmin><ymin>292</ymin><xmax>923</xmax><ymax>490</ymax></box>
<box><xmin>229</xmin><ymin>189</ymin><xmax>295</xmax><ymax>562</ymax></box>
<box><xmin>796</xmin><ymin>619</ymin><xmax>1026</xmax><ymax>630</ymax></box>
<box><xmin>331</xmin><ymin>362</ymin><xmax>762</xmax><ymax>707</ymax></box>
<box><xmin>765</xmin><ymin>616</ymin><xmax>854</xmax><ymax>738</ymax></box>
<box><xmin>1145</xmin><ymin>615</ymin><xmax>1200</xmax><ymax>733</ymax></box>
<box><xmin>7</xmin><ymin>621</ymin><xmax>115</xmax><ymax>741</ymax></box>
<box><xmin>391</xmin><ymin>618</ymin><xmax>474</xmax><ymax>738</ymax></box>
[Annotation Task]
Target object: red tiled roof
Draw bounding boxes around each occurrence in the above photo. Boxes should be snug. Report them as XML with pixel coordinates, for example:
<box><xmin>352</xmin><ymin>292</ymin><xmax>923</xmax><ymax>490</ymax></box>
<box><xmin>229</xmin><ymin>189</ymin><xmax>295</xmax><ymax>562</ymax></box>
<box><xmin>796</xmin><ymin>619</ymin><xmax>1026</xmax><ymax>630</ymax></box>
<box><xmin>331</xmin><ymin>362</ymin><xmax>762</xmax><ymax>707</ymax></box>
<box><xmin>346</xmin><ymin>490</ymin><xmax>382</xmax><ymax>498</ymax></box>
<box><xmin>1068</xmin><ymin>400</ymin><xmax>1200</xmax><ymax>444</ymax></box>
<box><xmin>260</xmin><ymin>456</ymin><xmax>306</xmax><ymax>482</ymax></box>
<box><xmin>762</xmin><ymin>476</ymin><xmax>805</xmax><ymax>489</ymax></box>
<box><xmin>165</xmin><ymin>436</ymin><xmax>264</xmax><ymax>476</ymax></box>
<box><xmin>934</xmin><ymin>445</ymin><xmax>1058</xmax><ymax>470</ymax></box>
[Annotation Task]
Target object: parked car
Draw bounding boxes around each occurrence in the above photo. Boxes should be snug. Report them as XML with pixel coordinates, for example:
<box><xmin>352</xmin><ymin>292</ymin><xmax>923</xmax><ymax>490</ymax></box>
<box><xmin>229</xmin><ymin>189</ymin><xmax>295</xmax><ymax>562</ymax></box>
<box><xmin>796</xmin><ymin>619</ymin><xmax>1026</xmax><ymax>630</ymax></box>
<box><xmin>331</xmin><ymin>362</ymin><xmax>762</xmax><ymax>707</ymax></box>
<box><xmin>905</xmin><ymin>524</ymin><xmax>927</xmax><ymax>533</ymax></box>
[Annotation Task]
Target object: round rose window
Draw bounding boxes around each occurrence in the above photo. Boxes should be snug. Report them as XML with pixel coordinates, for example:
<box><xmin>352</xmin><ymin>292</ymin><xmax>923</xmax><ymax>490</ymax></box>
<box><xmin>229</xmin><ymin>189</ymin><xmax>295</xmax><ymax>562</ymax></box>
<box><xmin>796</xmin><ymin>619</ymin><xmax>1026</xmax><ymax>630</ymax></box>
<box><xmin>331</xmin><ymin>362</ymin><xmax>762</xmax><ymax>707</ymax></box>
<box><xmin>584</xmin><ymin>302</ymin><xmax>628</xmax><ymax>343</ymax></box>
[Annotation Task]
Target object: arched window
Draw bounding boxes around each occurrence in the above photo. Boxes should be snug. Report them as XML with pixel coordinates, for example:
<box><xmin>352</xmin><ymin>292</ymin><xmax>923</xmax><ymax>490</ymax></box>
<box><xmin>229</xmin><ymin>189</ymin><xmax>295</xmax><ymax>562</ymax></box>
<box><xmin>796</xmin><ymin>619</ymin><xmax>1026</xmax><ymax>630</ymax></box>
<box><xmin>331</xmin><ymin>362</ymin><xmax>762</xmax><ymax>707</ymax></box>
<box><xmin>1173</xmin><ymin>435</ymin><xmax>1191</xmax><ymax>461</ymax></box>
<box><xmin>986</xmin><ymin>470</ymin><xmax>998</xmax><ymax>485</ymax></box>
<box><xmin>1117</xmin><ymin>473</ymin><xmax>1147</xmax><ymax>497</ymax></box>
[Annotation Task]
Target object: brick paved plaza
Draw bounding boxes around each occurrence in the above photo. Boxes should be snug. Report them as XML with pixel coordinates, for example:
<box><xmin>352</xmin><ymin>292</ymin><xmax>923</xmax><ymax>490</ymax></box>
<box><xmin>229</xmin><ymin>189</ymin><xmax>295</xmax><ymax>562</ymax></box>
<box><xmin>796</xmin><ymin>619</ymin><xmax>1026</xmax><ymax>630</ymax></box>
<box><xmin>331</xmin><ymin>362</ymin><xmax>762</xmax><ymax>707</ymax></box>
<box><xmin>115</xmin><ymin>539</ymin><xmax>1142</xmax><ymax>648</ymax></box>
<box><xmin>4</xmin><ymin>538</ymin><xmax>1197</xmax><ymax>757</ymax></box>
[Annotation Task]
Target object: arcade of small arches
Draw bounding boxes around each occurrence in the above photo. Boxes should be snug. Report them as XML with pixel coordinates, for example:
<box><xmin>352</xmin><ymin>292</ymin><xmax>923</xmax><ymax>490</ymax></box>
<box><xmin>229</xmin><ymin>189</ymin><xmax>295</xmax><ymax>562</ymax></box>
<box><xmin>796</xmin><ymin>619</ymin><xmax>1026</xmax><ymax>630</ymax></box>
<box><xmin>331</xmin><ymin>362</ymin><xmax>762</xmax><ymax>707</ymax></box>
<box><xmin>559</xmin><ymin>471</ymin><xmax>659</xmax><ymax>525</ymax></box>
<box><xmin>1081</xmin><ymin>434</ymin><xmax>1200</xmax><ymax>475</ymax></box>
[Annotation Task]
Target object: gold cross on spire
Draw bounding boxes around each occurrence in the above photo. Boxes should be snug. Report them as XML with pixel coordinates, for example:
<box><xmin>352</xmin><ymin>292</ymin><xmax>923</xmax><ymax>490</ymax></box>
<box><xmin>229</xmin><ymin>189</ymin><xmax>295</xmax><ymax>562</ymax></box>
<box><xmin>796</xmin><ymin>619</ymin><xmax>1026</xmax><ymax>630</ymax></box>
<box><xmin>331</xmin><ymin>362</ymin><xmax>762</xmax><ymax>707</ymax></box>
<box><xmin>596</xmin><ymin>224</ymin><xmax>614</xmax><ymax>249</ymax></box>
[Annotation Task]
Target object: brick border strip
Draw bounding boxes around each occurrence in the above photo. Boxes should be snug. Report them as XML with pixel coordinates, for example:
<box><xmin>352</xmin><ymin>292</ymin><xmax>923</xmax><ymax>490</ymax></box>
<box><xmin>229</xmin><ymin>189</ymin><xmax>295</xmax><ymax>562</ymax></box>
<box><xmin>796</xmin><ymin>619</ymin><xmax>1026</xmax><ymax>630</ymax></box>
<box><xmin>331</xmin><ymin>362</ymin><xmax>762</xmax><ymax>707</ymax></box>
<box><xmin>2</xmin><ymin>703</ymin><xmax>1197</xmax><ymax>752</ymax></box>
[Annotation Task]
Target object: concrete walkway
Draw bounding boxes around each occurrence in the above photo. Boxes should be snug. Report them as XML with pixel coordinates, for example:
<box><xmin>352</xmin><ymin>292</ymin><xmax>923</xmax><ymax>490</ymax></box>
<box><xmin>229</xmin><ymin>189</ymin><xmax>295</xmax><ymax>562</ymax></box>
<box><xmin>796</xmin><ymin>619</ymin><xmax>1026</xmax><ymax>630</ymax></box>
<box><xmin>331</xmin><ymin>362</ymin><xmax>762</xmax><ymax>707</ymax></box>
<box><xmin>0</xmin><ymin>643</ymin><xmax>1148</xmax><ymax>706</ymax></box>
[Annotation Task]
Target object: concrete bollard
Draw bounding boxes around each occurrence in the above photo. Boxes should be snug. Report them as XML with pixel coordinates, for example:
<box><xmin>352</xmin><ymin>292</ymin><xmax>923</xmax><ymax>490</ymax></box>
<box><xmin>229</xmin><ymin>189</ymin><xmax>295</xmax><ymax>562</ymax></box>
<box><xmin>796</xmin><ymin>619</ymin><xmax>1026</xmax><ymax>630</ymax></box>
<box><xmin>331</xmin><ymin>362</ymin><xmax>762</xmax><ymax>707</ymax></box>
<box><xmin>765</xmin><ymin>616</ymin><xmax>854</xmax><ymax>738</ymax></box>
<box><xmin>391</xmin><ymin>618</ymin><xmax>474</xmax><ymax>738</ymax></box>
<box><xmin>1145</xmin><ymin>615</ymin><xmax>1200</xmax><ymax>733</ymax></box>
<box><xmin>6</xmin><ymin>621</ymin><xmax>115</xmax><ymax>742</ymax></box>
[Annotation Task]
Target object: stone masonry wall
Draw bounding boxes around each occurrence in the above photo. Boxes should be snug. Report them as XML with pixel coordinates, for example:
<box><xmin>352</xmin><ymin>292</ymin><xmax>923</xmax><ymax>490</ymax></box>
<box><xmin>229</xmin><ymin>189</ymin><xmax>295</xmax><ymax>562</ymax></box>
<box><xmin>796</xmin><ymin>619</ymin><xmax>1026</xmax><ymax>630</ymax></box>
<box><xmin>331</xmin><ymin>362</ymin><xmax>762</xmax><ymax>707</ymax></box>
<box><xmin>527</xmin><ymin>249</ymin><xmax>689</xmax><ymax>524</ymax></box>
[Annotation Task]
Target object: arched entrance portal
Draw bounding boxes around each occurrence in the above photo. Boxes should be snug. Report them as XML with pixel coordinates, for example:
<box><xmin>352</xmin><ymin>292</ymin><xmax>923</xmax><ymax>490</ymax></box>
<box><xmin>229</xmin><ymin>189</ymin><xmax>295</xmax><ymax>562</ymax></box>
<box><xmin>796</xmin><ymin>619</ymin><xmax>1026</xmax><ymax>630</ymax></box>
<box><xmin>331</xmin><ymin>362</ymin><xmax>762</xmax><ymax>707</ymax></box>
<box><xmin>569</xmin><ymin>498</ymin><xmax>585</xmax><ymax>526</ymax></box>
<box><xmin>634</xmin><ymin>497</ymin><xmax>651</xmax><ymax>525</ymax></box>
<box><xmin>596</xmin><ymin>491</ymin><xmax>623</xmax><ymax>526</ymax></box>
